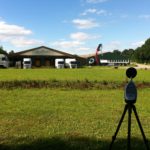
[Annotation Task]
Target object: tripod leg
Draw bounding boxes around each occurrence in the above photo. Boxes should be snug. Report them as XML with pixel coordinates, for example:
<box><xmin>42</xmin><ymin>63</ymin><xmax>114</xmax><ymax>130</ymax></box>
<box><xmin>132</xmin><ymin>105</ymin><xmax>150</xmax><ymax>150</ymax></box>
<box><xmin>109</xmin><ymin>104</ymin><xmax>128</xmax><ymax>150</ymax></box>
<box><xmin>127</xmin><ymin>105</ymin><xmax>132</xmax><ymax>150</ymax></box>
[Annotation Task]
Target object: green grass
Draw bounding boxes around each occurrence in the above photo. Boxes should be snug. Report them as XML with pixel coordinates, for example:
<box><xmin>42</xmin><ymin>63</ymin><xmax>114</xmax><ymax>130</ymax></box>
<box><xmin>0</xmin><ymin>88</ymin><xmax>150</xmax><ymax>150</ymax></box>
<box><xmin>0</xmin><ymin>67</ymin><xmax>150</xmax><ymax>149</ymax></box>
<box><xmin>0</xmin><ymin>68</ymin><xmax>150</xmax><ymax>82</ymax></box>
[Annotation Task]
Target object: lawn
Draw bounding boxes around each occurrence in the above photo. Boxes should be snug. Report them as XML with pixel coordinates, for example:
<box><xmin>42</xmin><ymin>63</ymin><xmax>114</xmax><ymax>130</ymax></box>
<box><xmin>0</xmin><ymin>67</ymin><xmax>150</xmax><ymax>149</ymax></box>
<box><xmin>0</xmin><ymin>67</ymin><xmax>150</xmax><ymax>82</ymax></box>
<box><xmin>0</xmin><ymin>88</ymin><xmax>150</xmax><ymax>150</ymax></box>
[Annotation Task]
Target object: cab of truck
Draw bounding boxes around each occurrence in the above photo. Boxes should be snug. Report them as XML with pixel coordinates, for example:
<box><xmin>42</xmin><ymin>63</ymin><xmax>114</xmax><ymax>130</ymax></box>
<box><xmin>65</xmin><ymin>58</ymin><xmax>77</xmax><ymax>68</ymax></box>
<box><xmin>23</xmin><ymin>58</ymin><xmax>32</xmax><ymax>69</ymax></box>
<box><xmin>55</xmin><ymin>59</ymin><xmax>64</xmax><ymax>69</ymax></box>
<box><xmin>0</xmin><ymin>54</ymin><xmax>9</xmax><ymax>68</ymax></box>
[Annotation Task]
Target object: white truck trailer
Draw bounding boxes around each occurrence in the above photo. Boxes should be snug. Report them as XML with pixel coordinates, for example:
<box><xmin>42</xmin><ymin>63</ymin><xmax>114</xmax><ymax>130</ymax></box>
<box><xmin>55</xmin><ymin>59</ymin><xmax>65</xmax><ymax>69</ymax></box>
<box><xmin>65</xmin><ymin>58</ymin><xmax>77</xmax><ymax>68</ymax></box>
<box><xmin>23</xmin><ymin>58</ymin><xmax>32</xmax><ymax>69</ymax></box>
<box><xmin>0</xmin><ymin>54</ymin><xmax>9</xmax><ymax>68</ymax></box>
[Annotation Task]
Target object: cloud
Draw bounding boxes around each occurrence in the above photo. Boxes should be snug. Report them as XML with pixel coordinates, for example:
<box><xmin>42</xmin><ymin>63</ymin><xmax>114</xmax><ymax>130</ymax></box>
<box><xmin>0</xmin><ymin>21</ymin><xmax>32</xmax><ymax>37</ymax></box>
<box><xmin>72</xmin><ymin>19</ymin><xmax>99</xmax><ymax>29</ymax></box>
<box><xmin>70</xmin><ymin>32</ymin><xmax>90</xmax><ymax>41</ymax></box>
<box><xmin>139</xmin><ymin>14</ymin><xmax>150</xmax><ymax>19</ymax></box>
<box><xmin>10</xmin><ymin>37</ymin><xmax>43</xmax><ymax>48</ymax></box>
<box><xmin>81</xmin><ymin>8</ymin><xmax>97</xmax><ymax>16</ymax></box>
<box><xmin>131</xmin><ymin>41</ymin><xmax>144</xmax><ymax>48</ymax></box>
<box><xmin>50</xmin><ymin>32</ymin><xmax>101</xmax><ymax>54</ymax></box>
<box><xmin>0</xmin><ymin>35</ymin><xmax>12</xmax><ymax>41</ymax></box>
<box><xmin>81</xmin><ymin>8</ymin><xmax>108</xmax><ymax>16</ymax></box>
<box><xmin>77</xmin><ymin>47</ymin><xmax>91</xmax><ymax>51</ymax></box>
<box><xmin>86</xmin><ymin>0</ymin><xmax>108</xmax><ymax>3</ymax></box>
<box><xmin>70</xmin><ymin>32</ymin><xmax>101</xmax><ymax>41</ymax></box>
<box><xmin>73</xmin><ymin>46</ymin><xmax>91</xmax><ymax>55</ymax></box>
<box><xmin>51</xmin><ymin>40</ymin><xmax>84</xmax><ymax>49</ymax></box>
<box><xmin>0</xmin><ymin>20</ymin><xmax>44</xmax><ymax>48</ymax></box>
<box><xmin>51</xmin><ymin>40</ymin><xmax>92</xmax><ymax>55</ymax></box>
<box><xmin>104</xmin><ymin>41</ymin><xmax>121</xmax><ymax>51</ymax></box>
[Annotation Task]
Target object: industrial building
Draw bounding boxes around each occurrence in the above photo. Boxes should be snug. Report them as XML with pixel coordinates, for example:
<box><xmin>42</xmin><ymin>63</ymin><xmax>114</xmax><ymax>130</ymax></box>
<box><xmin>8</xmin><ymin>46</ymin><xmax>86</xmax><ymax>68</ymax></box>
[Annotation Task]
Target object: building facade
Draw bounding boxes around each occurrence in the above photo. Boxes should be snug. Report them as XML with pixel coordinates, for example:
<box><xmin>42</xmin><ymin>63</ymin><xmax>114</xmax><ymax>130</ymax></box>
<box><xmin>9</xmin><ymin>46</ymin><xmax>86</xmax><ymax>68</ymax></box>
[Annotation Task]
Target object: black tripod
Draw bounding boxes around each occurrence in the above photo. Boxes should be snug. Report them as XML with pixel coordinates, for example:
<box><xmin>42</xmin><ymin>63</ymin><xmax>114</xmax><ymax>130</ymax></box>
<box><xmin>109</xmin><ymin>103</ymin><xmax>150</xmax><ymax>150</ymax></box>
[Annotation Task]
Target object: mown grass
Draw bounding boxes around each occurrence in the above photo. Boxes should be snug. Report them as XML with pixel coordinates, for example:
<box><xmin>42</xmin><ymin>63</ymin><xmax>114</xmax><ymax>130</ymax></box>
<box><xmin>0</xmin><ymin>68</ymin><xmax>125</xmax><ymax>81</ymax></box>
<box><xmin>0</xmin><ymin>67</ymin><xmax>150</xmax><ymax>82</ymax></box>
<box><xmin>0</xmin><ymin>67</ymin><xmax>150</xmax><ymax>149</ymax></box>
<box><xmin>0</xmin><ymin>88</ymin><xmax>150</xmax><ymax>150</ymax></box>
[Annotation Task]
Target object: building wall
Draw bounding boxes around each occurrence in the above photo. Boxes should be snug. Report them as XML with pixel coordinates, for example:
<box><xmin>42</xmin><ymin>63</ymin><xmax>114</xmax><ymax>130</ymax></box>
<box><xmin>9</xmin><ymin>55</ymin><xmax>87</xmax><ymax>68</ymax></box>
<box><xmin>8</xmin><ymin>46</ymin><xmax>87</xmax><ymax>68</ymax></box>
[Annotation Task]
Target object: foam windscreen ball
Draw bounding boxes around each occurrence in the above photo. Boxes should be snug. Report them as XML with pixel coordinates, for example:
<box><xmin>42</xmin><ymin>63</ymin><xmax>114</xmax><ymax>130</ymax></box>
<box><xmin>126</xmin><ymin>67</ymin><xmax>137</xmax><ymax>79</ymax></box>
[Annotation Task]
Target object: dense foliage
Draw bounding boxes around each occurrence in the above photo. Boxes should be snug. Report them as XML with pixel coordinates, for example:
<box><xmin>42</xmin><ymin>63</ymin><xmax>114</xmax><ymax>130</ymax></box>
<box><xmin>133</xmin><ymin>38</ymin><xmax>150</xmax><ymax>63</ymax></box>
<box><xmin>96</xmin><ymin>49</ymin><xmax>134</xmax><ymax>64</ymax></box>
<box><xmin>121</xmin><ymin>49</ymin><xmax>135</xmax><ymax>60</ymax></box>
<box><xmin>99</xmin><ymin>37</ymin><xmax>150</xmax><ymax>64</ymax></box>
<box><xmin>0</xmin><ymin>46</ymin><xmax>8</xmax><ymax>55</ymax></box>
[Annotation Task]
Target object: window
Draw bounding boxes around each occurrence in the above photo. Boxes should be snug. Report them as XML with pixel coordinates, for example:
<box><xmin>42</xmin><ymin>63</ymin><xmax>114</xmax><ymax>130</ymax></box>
<box><xmin>2</xmin><ymin>57</ymin><xmax>6</xmax><ymax>61</ymax></box>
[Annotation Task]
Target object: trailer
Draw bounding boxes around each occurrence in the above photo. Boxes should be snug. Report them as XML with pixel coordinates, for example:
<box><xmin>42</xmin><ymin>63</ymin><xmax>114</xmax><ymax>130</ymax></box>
<box><xmin>0</xmin><ymin>54</ymin><xmax>9</xmax><ymax>68</ymax></box>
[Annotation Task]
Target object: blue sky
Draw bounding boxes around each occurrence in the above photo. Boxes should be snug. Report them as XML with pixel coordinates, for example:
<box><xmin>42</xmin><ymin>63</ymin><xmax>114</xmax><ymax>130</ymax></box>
<box><xmin>0</xmin><ymin>0</ymin><xmax>150</xmax><ymax>55</ymax></box>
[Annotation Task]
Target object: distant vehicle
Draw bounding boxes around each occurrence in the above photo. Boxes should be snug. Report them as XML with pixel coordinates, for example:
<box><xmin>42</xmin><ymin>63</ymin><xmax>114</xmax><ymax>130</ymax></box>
<box><xmin>65</xmin><ymin>58</ymin><xmax>77</xmax><ymax>68</ymax></box>
<box><xmin>89</xmin><ymin>57</ymin><xmax>95</xmax><ymax>65</ymax></box>
<box><xmin>23</xmin><ymin>58</ymin><xmax>32</xmax><ymax>69</ymax></box>
<box><xmin>55</xmin><ymin>59</ymin><xmax>64</xmax><ymax>69</ymax></box>
<box><xmin>0</xmin><ymin>54</ymin><xmax>9</xmax><ymax>68</ymax></box>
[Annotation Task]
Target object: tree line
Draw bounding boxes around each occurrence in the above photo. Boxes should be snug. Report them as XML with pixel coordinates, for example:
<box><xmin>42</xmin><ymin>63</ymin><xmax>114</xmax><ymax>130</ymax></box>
<box><xmin>0</xmin><ymin>46</ymin><xmax>8</xmax><ymax>55</ymax></box>
<box><xmin>0</xmin><ymin>46</ymin><xmax>14</xmax><ymax>55</ymax></box>
<box><xmin>107</xmin><ymin>38</ymin><xmax>150</xmax><ymax>64</ymax></box>
<box><xmin>133</xmin><ymin>38</ymin><xmax>150</xmax><ymax>63</ymax></box>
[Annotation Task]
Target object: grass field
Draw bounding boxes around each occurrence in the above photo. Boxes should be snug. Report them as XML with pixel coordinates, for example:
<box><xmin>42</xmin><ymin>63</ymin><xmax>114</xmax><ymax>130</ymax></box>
<box><xmin>0</xmin><ymin>68</ymin><xmax>150</xmax><ymax>150</ymax></box>
<box><xmin>0</xmin><ymin>67</ymin><xmax>150</xmax><ymax>82</ymax></box>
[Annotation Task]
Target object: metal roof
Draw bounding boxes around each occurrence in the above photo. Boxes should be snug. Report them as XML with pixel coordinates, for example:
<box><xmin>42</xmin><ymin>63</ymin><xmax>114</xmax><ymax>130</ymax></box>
<box><xmin>10</xmin><ymin>46</ymin><xmax>75</xmax><ymax>57</ymax></box>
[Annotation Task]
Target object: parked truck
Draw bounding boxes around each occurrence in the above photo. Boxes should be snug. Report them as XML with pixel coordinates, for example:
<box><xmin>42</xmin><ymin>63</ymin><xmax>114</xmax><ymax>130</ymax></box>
<box><xmin>55</xmin><ymin>59</ymin><xmax>65</xmax><ymax>69</ymax></box>
<box><xmin>0</xmin><ymin>54</ymin><xmax>9</xmax><ymax>68</ymax></box>
<box><xmin>65</xmin><ymin>58</ymin><xmax>77</xmax><ymax>68</ymax></box>
<box><xmin>23</xmin><ymin>58</ymin><xmax>32</xmax><ymax>69</ymax></box>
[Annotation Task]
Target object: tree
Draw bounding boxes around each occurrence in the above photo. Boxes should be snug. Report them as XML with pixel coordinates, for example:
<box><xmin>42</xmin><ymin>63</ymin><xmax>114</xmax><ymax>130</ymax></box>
<box><xmin>122</xmin><ymin>49</ymin><xmax>135</xmax><ymax>60</ymax></box>
<box><xmin>0</xmin><ymin>46</ymin><xmax>8</xmax><ymax>55</ymax></box>
<box><xmin>113</xmin><ymin>50</ymin><xmax>121</xmax><ymax>55</ymax></box>
<box><xmin>9</xmin><ymin>50</ymin><xmax>15</xmax><ymax>55</ymax></box>
<box><xmin>133</xmin><ymin>38</ymin><xmax>150</xmax><ymax>63</ymax></box>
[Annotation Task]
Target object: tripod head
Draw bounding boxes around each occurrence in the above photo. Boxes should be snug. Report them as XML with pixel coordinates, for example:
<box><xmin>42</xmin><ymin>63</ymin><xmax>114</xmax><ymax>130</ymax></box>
<box><xmin>124</xmin><ymin>67</ymin><xmax>137</xmax><ymax>104</ymax></box>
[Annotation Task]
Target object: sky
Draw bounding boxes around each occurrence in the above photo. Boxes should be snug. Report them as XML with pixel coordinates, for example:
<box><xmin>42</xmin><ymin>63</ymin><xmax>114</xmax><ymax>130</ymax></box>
<box><xmin>0</xmin><ymin>0</ymin><xmax>150</xmax><ymax>55</ymax></box>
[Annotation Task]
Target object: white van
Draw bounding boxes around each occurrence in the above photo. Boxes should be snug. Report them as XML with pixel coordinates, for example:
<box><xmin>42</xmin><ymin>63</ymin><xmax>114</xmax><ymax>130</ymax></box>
<box><xmin>23</xmin><ymin>58</ymin><xmax>32</xmax><ymax>69</ymax></box>
<box><xmin>0</xmin><ymin>54</ymin><xmax>9</xmax><ymax>68</ymax></box>
<box><xmin>65</xmin><ymin>58</ymin><xmax>77</xmax><ymax>68</ymax></box>
<box><xmin>55</xmin><ymin>59</ymin><xmax>64</xmax><ymax>69</ymax></box>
